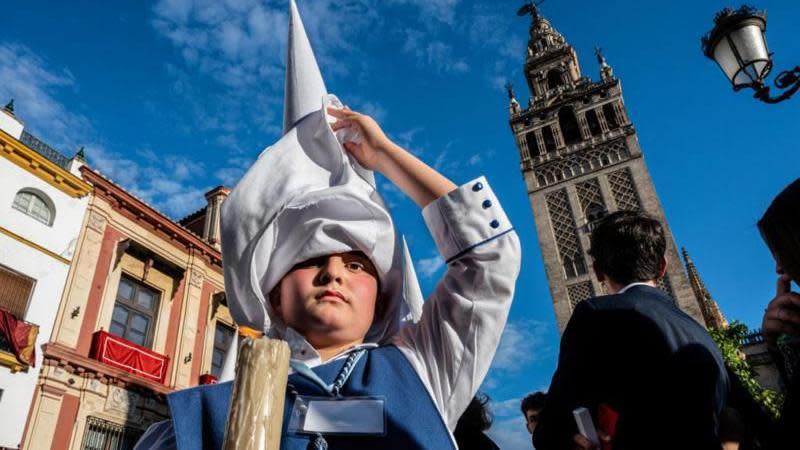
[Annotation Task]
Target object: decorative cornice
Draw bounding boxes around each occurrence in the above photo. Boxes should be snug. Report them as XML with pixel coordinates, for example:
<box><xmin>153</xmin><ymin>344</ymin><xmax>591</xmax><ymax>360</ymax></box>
<box><xmin>0</xmin><ymin>129</ymin><xmax>91</xmax><ymax>198</ymax></box>
<box><xmin>42</xmin><ymin>342</ymin><xmax>172</xmax><ymax>396</ymax></box>
<box><xmin>80</xmin><ymin>167</ymin><xmax>222</xmax><ymax>272</ymax></box>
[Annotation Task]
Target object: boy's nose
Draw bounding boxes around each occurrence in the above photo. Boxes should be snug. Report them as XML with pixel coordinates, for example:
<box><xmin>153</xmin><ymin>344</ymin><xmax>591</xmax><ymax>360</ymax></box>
<box><xmin>319</xmin><ymin>257</ymin><xmax>345</xmax><ymax>284</ymax></box>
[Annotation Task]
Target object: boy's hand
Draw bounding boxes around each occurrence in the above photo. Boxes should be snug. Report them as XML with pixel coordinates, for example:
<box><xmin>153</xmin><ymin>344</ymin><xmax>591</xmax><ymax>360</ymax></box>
<box><xmin>762</xmin><ymin>273</ymin><xmax>800</xmax><ymax>347</ymax></box>
<box><xmin>328</xmin><ymin>107</ymin><xmax>391</xmax><ymax>171</ymax></box>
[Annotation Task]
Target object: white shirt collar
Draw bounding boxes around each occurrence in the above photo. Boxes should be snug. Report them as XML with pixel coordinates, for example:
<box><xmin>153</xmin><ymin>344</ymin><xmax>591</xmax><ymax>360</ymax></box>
<box><xmin>283</xmin><ymin>327</ymin><xmax>378</xmax><ymax>369</ymax></box>
<box><xmin>618</xmin><ymin>281</ymin><xmax>656</xmax><ymax>294</ymax></box>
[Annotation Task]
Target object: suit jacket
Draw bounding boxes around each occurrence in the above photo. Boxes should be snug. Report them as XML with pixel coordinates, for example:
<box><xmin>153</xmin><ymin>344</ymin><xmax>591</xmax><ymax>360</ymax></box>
<box><xmin>533</xmin><ymin>285</ymin><xmax>729</xmax><ymax>450</ymax></box>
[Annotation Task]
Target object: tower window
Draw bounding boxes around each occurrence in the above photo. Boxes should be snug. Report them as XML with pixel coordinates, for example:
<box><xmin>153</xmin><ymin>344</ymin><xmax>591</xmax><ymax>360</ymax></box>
<box><xmin>603</xmin><ymin>103</ymin><xmax>620</xmax><ymax>130</ymax></box>
<box><xmin>525</xmin><ymin>131</ymin><xmax>542</xmax><ymax>156</ymax></box>
<box><xmin>558</xmin><ymin>107</ymin><xmax>582</xmax><ymax>146</ymax></box>
<box><xmin>547</xmin><ymin>69</ymin><xmax>564</xmax><ymax>90</ymax></box>
<box><xmin>585</xmin><ymin>109</ymin><xmax>602</xmax><ymax>136</ymax></box>
<box><xmin>12</xmin><ymin>189</ymin><xmax>54</xmax><ymax>226</ymax></box>
<box><xmin>541</xmin><ymin>126</ymin><xmax>557</xmax><ymax>152</ymax></box>
<box><xmin>563</xmin><ymin>255</ymin><xmax>587</xmax><ymax>279</ymax></box>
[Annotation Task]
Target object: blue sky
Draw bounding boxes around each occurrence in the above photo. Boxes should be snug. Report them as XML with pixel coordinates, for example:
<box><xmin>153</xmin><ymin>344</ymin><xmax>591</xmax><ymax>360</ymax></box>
<box><xmin>2</xmin><ymin>0</ymin><xmax>798</xmax><ymax>448</ymax></box>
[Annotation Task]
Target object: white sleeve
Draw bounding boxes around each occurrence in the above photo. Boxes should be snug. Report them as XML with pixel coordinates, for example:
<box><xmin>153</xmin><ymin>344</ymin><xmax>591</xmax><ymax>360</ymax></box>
<box><xmin>392</xmin><ymin>176</ymin><xmax>522</xmax><ymax>431</ymax></box>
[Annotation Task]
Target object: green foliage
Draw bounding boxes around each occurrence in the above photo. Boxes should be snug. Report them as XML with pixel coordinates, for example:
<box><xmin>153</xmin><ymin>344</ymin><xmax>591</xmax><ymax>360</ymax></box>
<box><xmin>709</xmin><ymin>321</ymin><xmax>784</xmax><ymax>419</ymax></box>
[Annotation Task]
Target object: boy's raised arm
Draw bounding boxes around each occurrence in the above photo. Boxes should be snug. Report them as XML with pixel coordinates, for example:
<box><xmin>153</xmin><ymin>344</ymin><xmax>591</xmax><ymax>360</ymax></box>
<box><xmin>328</xmin><ymin>107</ymin><xmax>456</xmax><ymax>207</ymax></box>
<box><xmin>330</xmin><ymin>107</ymin><xmax>522</xmax><ymax>430</ymax></box>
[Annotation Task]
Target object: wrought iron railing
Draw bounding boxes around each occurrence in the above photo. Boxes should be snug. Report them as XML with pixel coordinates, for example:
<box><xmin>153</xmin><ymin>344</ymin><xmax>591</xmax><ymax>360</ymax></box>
<box><xmin>19</xmin><ymin>130</ymin><xmax>71</xmax><ymax>169</ymax></box>
<box><xmin>81</xmin><ymin>416</ymin><xmax>142</xmax><ymax>450</ymax></box>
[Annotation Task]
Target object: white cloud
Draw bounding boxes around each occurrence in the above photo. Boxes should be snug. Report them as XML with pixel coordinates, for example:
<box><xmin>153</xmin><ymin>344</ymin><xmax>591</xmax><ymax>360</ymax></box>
<box><xmin>0</xmin><ymin>42</ymin><xmax>216</xmax><ymax>219</ymax></box>
<box><xmin>485</xmin><ymin>396</ymin><xmax>536</xmax><ymax>450</ymax></box>
<box><xmin>487</xmin><ymin>415</ymin><xmax>533</xmax><ymax>450</ymax></box>
<box><xmin>491</xmin><ymin>320</ymin><xmax>552</xmax><ymax>372</ymax></box>
<box><xmin>403</xmin><ymin>29</ymin><xmax>469</xmax><ymax>75</ymax></box>
<box><xmin>416</xmin><ymin>253</ymin><xmax>445</xmax><ymax>279</ymax></box>
<box><xmin>0</xmin><ymin>43</ymin><xmax>90</xmax><ymax>153</ymax></box>
<box><xmin>389</xmin><ymin>0</ymin><xmax>461</xmax><ymax>25</ymax></box>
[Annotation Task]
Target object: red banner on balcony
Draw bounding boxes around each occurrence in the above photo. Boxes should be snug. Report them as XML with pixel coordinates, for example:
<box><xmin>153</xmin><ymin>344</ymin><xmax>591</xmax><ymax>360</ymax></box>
<box><xmin>0</xmin><ymin>308</ymin><xmax>37</xmax><ymax>367</ymax></box>
<box><xmin>91</xmin><ymin>331</ymin><xmax>169</xmax><ymax>383</ymax></box>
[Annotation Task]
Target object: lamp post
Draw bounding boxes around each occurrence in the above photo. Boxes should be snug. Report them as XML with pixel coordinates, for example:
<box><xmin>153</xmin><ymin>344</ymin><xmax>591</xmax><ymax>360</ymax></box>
<box><xmin>702</xmin><ymin>5</ymin><xmax>800</xmax><ymax>104</ymax></box>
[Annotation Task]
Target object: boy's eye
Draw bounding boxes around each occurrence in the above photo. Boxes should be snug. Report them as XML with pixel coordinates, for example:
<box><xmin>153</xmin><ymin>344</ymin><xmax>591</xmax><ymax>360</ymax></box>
<box><xmin>345</xmin><ymin>262</ymin><xmax>365</xmax><ymax>272</ymax></box>
<box><xmin>294</xmin><ymin>257</ymin><xmax>325</xmax><ymax>270</ymax></box>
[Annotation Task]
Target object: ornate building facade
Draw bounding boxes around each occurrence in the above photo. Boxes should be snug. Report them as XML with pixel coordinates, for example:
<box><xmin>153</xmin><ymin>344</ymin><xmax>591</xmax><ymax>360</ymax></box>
<box><xmin>20</xmin><ymin>160</ymin><xmax>235</xmax><ymax>449</ymax></box>
<box><xmin>0</xmin><ymin>101</ymin><xmax>91</xmax><ymax>449</ymax></box>
<box><xmin>507</xmin><ymin>7</ymin><xmax>710</xmax><ymax>331</ymax></box>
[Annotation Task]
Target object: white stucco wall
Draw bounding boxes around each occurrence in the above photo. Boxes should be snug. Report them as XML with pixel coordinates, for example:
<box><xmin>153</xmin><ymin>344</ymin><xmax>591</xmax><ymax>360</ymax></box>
<box><xmin>0</xmin><ymin>155</ymin><xmax>88</xmax><ymax>448</ymax></box>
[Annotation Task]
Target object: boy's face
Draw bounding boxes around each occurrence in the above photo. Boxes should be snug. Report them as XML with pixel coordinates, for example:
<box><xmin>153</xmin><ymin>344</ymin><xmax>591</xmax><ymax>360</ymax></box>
<box><xmin>272</xmin><ymin>252</ymin><xmax>380</xmax><ymax>349</ymax></box>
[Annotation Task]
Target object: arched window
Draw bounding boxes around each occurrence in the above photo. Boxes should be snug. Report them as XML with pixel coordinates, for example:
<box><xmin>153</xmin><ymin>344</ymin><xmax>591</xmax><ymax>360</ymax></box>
<box><xmin>558</xmin><ymin>107</ymin><xmax>582</xmax><ymax>145</ymax></box>
<box><xmin>541</xmin><ymin>126</ymin><xmax>557</xmax><ymax>152</ymax></box>
<box><xmin>12</xmin><ymin>189</ymin><xmax>54</xmax><ymax>226</ymax></box>
<box><xmin>547</xmin><ymin>69</ymin><xmax>564</xmax><ymax>90</ymax></box>
<box><xmin>603</xmin><ymin>103</ymin><xmax>620</xmax><ymax>130</ymax></box>
<box><xmin>525</xmin><ymin>131</ymin><xmax>542</xmax><ymax>156</ymax></box>
<box><xmin>585</xmin><ymin>109</ymin><xmax>602</xmax><ymax>136</ymax></box>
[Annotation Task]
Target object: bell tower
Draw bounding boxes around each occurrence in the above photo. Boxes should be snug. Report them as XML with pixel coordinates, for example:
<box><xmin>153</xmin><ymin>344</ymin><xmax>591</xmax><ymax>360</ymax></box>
<box><xmin>508</xmin><ymin>4</ymin><xmax>707</xmax><ymax>331</ymax></box>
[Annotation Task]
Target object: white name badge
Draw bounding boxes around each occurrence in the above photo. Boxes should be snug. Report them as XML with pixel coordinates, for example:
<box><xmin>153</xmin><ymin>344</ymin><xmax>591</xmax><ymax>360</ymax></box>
<box><xmin>288</xmin><ymin>396</ymin><xmax>386</xmax><ymax>436</ymax></box>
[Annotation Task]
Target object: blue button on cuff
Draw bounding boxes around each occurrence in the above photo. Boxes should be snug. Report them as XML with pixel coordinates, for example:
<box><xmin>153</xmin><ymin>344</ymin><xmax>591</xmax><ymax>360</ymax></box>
<box><xmin>490</xmin><ymin>220</ymin><xmax>500</xmax><ymax>229</ymax></box>
<box><xmin>472</xmin><ymin>182</ymin><xmax>484</xmax><ymax>192</ymax></box>
<box><xmin>482</xmin><ymin>199</ymin><xmax>492</xmax><ymax>209</ymax></box>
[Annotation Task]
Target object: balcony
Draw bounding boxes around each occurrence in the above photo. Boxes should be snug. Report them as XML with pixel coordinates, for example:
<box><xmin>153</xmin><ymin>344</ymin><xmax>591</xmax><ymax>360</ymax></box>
<box><xmin>0</xmin><ymin>308</ymin><xmax>39</xmax><ymax>373</ymax></box>
<box><xmin>90</xmin><ymin>330</ymin><xmax>169</xmax><ymax>384</ymax></box>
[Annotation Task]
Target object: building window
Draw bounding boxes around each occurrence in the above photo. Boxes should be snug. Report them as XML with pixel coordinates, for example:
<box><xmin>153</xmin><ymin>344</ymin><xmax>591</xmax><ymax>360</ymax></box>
<box><xmin>603</xmin><ymin>103</ymin><xmax>620</xmax><ymax>130</ymax></box>
<box><xmin>585</xmin><ymin>109</ymin><xmax>602</xmax><ymax>136</ymax></box>
<box><xmin>558</xmin><ymin>107</ymin><xmax>582</xmax><ymax>145</ymax></box>
<box><xmin>547</xmin><ymin>68</ymin><xmax>564</xmax><ymax>90</ymax></box>
<box><xmin>525</xmin><ymin>131</ymin><xmax>541</xmax><ymax>156</ymax></box>
<box><xmin>563</xmin><ymin>255</ymin><xmax>587</xmax><ymax>279</ymax></box>
<box><xmin>12</xmin><ymin>189</ymin><xmax>55</xmax><ymax>226</ymax></box>
<box><xmin>541</xmin><ymin>126</ymin><xmax>557</xmax><ymax>152</ymax></box>
<box><xmin>81</xmin><ymin>416</ymin><xmax>142</xmax><ymax>450</ymax></box>
<box><xmin>211</xmin><ymin>322</ymin><xmax>235</xmax><ymax>378</ymax></box>
<box><xmin>0</xmin><ymin>265</ymin><xmax>35</xmax><ymax>319</ymax></box>
<box><xmin>109</xmin><ymin>276</ymin><xmax>160</xmax><ymax>348</ymax></box>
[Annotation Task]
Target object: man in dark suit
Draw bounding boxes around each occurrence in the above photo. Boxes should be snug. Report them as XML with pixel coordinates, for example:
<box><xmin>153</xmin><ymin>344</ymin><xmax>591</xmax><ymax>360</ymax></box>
<box><xmin>533</xmin><ymin>211</ymin><xmax>728</xmax><ymax>450</ymax></box>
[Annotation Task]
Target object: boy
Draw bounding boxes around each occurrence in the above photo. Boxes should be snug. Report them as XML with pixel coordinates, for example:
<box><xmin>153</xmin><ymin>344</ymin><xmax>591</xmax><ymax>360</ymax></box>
<box><xmin>135</xmin><ymin>2</ymin><xmax>520</xmax><ymax>449</ymax></box>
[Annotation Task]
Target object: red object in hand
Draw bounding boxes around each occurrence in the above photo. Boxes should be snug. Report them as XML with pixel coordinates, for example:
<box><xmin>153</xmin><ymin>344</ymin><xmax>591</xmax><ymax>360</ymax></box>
<box><xmin>597</xmin><ymin>403</ymin><xmax>619</xmax><ymax>450</ymax></box>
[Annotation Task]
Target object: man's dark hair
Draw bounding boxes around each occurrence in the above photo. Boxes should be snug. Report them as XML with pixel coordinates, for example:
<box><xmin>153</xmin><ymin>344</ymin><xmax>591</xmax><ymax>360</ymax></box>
<box><xmin>520</xmin><ymin>391</ymin><xmax>547</xmax><ymax>415</ymax></box>
<box><xmin>589</xmin><ymin>210</ymin><xmax>666</xmax><ymax>285</ymax></box>
<box><xmin>758</xmin><ymin>178</ymin><xmax>800</xmax><ymax>284</ymax></box>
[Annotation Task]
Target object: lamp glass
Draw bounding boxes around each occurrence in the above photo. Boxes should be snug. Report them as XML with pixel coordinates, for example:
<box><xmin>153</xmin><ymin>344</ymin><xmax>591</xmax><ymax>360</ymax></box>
<box><xmin>729</xmin><ymin>24</ymin><xmax>771</xmax><ymax>85</ymax></box>
<box><xmin>712</xmin><ymin>37</ymin><xmax>740</xmax><ymax>83</ymax></box>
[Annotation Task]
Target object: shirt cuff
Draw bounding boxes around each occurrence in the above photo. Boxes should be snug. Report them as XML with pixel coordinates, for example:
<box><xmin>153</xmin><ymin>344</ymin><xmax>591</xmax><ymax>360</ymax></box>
<box><xmin>421</xmin><ymin>176</ymin><xmax>513</xmax><ymax>262</ymax></box>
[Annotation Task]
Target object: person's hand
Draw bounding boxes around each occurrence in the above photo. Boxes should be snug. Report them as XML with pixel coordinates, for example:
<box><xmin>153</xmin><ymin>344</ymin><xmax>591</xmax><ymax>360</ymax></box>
<box><xmin>572</xmin><ymin>432</ymin><xmax>612</xmax><ymax>450</ymax></box>
<box><xmin>762</xmin><ymin>273</ymin><xmax>800</xmax><ymax>347</ymax></box>
<box><xmin>328</xmin><ymin>106</ymin><xmax>392</xmax><ymax>171</ymax></box>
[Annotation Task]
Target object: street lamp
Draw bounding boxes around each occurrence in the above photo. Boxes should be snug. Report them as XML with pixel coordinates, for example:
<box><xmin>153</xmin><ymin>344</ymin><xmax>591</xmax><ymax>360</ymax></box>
<box><xmin>702</xmin><ymin>5</ymin><xmax>800</xmax><ymax>104</ymax></box>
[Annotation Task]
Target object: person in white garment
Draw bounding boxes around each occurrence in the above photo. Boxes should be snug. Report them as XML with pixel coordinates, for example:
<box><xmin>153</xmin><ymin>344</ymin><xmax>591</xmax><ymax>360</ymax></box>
<box><xmin>134</xmin><ymin>1</ymin><xmax>520</xmax><ymax>449</ymax></box>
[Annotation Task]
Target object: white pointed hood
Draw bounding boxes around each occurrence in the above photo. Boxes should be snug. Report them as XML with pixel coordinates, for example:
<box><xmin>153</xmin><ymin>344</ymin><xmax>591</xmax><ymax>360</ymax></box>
<box><xmin>220</xmin><ymin>0</ymin><xmax>424</xmax><ymax>348</ymax></box>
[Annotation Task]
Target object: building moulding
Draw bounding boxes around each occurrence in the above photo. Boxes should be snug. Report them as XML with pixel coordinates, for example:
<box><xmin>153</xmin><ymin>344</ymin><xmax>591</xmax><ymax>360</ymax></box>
<box><xmin>0</xmin><ymin>129</ymin><xmax>91</xmax><ymax>198</ymax></box>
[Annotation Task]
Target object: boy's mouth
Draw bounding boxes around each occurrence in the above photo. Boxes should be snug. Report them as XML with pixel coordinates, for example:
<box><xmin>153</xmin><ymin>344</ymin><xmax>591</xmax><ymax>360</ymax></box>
<box><xmin>316</xmin><ymin>290</ymin><xmax>347</xmax><ymax>303</ymax></box>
